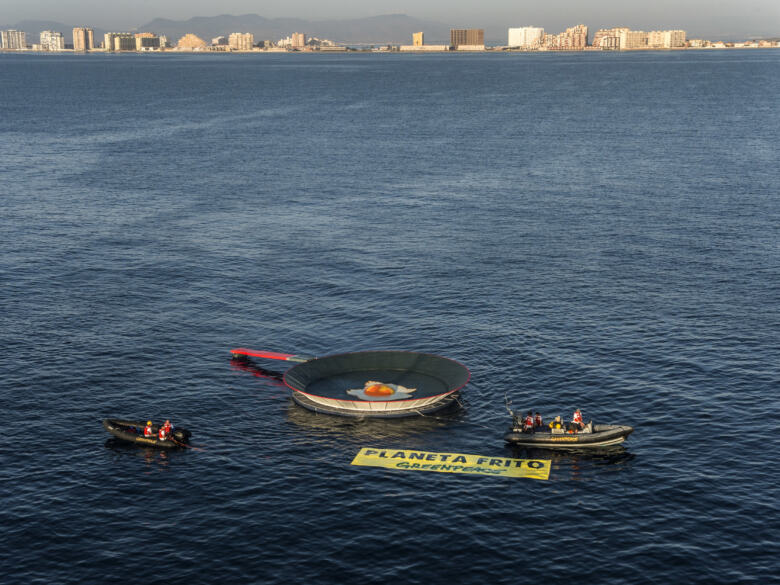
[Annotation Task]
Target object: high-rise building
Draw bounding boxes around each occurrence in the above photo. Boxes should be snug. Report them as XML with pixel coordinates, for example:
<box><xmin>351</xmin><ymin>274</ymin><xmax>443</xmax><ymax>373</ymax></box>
<box><xmin>619</xmin><ymin>29</ymin><xmax>648</xmax><ymax>49</ymax></box>
<box><xmin>647</xmin><ymin>30</ymin><xmax>686</xmax><ymax>48</ymax></box>
<box><xmin>229</xmin><ymin>32</ymin><xmax>254</xmax><ymax>51</ymax></box>
<box><xmin>507</xmin><ymin>27</ymin><xmax>544</xmax><ymax>48</ymax></box>
<box><xmin>135</xmin><ymin>33</ymin><xmax>161</xmax><ymax>50</ymax></box>
<box><xmin>412</xmin><ymin>32</ymin><xmax>424</xmax><ymax>46</ymax></box>
<box><xmin>104</xmin><ymin>32</ymin><xmax>135</xmax><ymax>51</ymax></box>
<box><xmin>665</xmin><ymin>30</ymin><xmax>686</xmax><ymax>48</ymax></box>
<box><xmin>291</xmin><ymin>32</ymin><xmax>306</xmax><ymax>48</ymax></box>
<box><xmin>541</xmin><ymin>24</ymin><xmax>588</xmax><ymax>50</ymax></box>
<box><xmin>72</xmin><ymin>27</ymin><xmax>93</xmax><ymax>51</ymax></box>
<box><xmin>40</xmin><ymin>30</ymin><xmax>65</xmax><ymax>51</ymax></box>
<box><xmin>647</xmin><ymin>30</ymin><xmax>664</xmax><ymax>48</ymax></box>
<box><xmin>1</xmin><ymin>29</ymin><xmax>27</xmax><ymax>49</ymax></box>
<box><xmin>450</xmin><ymin>29</ymin><xmax>484</xmax><ymax>48</ymax></box>
<box><xmin>592</xmin><ymin>28</ymin><xmax>628</xmax><ymax>50</ymax></box>
<box><xmin>563</xmin><ymin>24</ymin><xmax>588</xmax><ymax>49</ymax></box>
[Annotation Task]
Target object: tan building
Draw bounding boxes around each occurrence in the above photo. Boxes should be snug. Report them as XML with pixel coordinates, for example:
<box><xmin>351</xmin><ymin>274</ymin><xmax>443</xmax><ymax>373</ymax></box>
<box><xmin>562</xmin><ymin>24</ymin><xmax>588</xmax><ymax>49</ymax></box>
<box><xmin>450</xmin><ymin>29</ymin><xmax>484</xmax><ymax>48</ymax></box>
<box><xmin>177</xmin><ymin>33</ymin><xmax>207</xmax><ymax>50</ymax></box>
<box><xmin>228</xmin><ymin>32</ymin><xmax>254</xmax><ymax>51</ymax></box>
<box><xmin>541</xmin><ymin>24</ymin><xmax>588</xmax><ymax>50</ymax></box>
<box><xmin>619</xmin><ymin>30</ymin><xmax>648</xmax><ymax>49</ymax></box>
<box><xmin>135</xmin><ymin>32</ymin><xmax>162</xmax><ymax>51</ymax></box>
<box><xmin>647</xmin><ymin>30</ymin><xmax>665</xmax><ymax>48</ymax></box>
<box><xmin>104</xmin><ymin>32</ymin><xmax>135</xmax><ymax>51</ymax></box>
<box><xmin>72</xmin><ymin>27</ymin><xmax>94</xmax><ymax>51</ymax></box>
<box><xmin>647</xmin><ymin>30</ymin><xmax>685</xmax><ymax>49</ymax></box>
<box><xmin>412</xmin><ymin>32</ymin><xmax>424</xmax><ymax>46</ymax></box>
<box><xmin>592</xmin><ymin>28</ymin><xmax>628</xmax><ymax>49</ymax></box>
<box><xmin>291</xmin><ymin>32</ymin><xmax>306</xmax><ymax>48</ymax></box>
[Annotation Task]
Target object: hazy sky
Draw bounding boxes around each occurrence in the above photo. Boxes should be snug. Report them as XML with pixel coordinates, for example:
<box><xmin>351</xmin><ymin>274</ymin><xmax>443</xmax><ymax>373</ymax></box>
<box><xmin>3</xmin><ymin>0</ymin><xmax>779</xmax><ymax>38</ymax></box>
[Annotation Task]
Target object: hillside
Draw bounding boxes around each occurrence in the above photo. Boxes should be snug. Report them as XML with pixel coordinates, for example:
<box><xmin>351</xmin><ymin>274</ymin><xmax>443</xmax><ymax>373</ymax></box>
<box><xmin>138</xmin><ymin>13</ymin><xmax>453</xmax><ymax>45</ymax></box>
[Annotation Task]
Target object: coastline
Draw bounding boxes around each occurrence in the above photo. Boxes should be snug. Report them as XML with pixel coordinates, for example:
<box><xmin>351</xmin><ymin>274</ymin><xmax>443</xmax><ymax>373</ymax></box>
<box><xmin>2</xmin><ymin>45</ymin><xmax>779</xmax><ymax>55</ymax></box>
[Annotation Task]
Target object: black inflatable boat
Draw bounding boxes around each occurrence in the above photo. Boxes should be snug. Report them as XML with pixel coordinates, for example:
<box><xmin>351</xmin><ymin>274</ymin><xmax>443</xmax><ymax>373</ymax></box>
<box><xmin>102</xmin><ymin>419</ymin><xmax>192</xmax><ymax>448</ymax></box>
<box><xmin>504</xmin><ymin>423</ymin><xmax>633</xmax><ymax>448</ymax></box>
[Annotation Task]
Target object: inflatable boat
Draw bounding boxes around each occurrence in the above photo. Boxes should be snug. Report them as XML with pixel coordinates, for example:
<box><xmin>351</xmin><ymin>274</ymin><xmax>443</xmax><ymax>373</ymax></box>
<box><xmin>102</xmin><ymin>419</ymin><xmax>192</xmax><ymax>449</ymax></box>
<box><xmin>504</xmin><ymin>423</ymin><xmax>633</xmax><ymax>448</ymax></box>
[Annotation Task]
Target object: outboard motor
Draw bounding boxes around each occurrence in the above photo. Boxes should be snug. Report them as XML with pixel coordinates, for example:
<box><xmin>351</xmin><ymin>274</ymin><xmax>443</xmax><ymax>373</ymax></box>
<box><xmin>173</xmin><ymin>429</ymin><xmax>191</xmax><ymax>443</ymax></box>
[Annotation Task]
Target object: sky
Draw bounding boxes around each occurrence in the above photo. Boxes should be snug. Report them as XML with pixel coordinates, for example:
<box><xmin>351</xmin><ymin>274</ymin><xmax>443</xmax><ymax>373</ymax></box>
<box><xmin>2</xmin><ymin>0</ymin><xmax>779</xmax><ymax>39</ymax></box>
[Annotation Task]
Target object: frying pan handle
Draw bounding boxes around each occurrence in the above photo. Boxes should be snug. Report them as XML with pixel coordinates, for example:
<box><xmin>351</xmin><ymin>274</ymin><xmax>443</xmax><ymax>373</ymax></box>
<box><xmin>230</xmin><ymin>348</ymin><xmax>313</xmax><ymax>363</ymax></box>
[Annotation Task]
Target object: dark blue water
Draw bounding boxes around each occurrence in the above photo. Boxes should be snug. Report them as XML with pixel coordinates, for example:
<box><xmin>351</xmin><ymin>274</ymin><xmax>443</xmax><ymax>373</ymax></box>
<box><xmin>1</xmin><ymin>50</ymin><xmax>778</xmax><ymax>584</ymax></box>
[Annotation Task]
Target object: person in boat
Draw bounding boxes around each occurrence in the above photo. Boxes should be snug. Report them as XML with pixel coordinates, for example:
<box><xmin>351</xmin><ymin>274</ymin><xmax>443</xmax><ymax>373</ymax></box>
<box><xmin>548</xmin><ymin>416</ymin><xmax>564</xmax><ymax>431</ymax></box>
<box><xmin>144</xmin><ymin>421</ymin><xmax>154</xmax><ymax>437</ymax></box>
<box><xmin>158</xmin><ymin>420</ymin><xmax>173</xmax><ymax>441</ymax></box>
<box><xmin>534</xmin><ymin>412</ymin><xmax>543</xmax><ymax>428</ymax></box>
<box><xmin>522</xmin><ymin>411</ymin><xmax>535</xmax><ymax>433</ymax></box>
<box><xmin>571</xmin><ymin>409</ymin><xmax>584</xmax><ymax>432</ymax></box>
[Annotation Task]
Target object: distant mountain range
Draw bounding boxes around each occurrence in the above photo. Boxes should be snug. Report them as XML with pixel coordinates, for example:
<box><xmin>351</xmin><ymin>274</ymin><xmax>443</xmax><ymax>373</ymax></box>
<box><xmin>140</xmin><ymin>13</ymin><xmax>453</xmax><ymax>45</ymax></box>
<box><xmin>0</xmin><ymin>14</ymin><xmax>457</xmax><ymax>45</ymax></box>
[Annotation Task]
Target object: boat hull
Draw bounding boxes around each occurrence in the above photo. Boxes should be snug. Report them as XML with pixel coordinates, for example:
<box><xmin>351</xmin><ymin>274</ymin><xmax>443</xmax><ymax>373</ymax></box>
<box><xmin>504</xmin><ymin>424</ymin><xmax>633</xmax><ymax>448</ymax></box>
<box><xmin>102</xmin><ymin>419</ymin><xmax>191</xmax><ymax>449</ymax></box>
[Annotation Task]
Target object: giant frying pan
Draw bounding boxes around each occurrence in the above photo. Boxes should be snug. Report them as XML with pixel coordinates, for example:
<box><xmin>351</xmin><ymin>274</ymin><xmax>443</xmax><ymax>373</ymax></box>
<box><xmin>230</xmin><ymin>348</ymin><xmax>470</xmax><ymax>418</ymax></box>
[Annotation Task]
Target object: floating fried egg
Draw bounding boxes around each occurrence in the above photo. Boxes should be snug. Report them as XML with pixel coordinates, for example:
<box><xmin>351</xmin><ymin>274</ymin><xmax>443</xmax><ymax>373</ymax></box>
<box><xmin>346</xmin><ymin>380</ymin><xmax>417</xmax><ymax>401</ymax></box>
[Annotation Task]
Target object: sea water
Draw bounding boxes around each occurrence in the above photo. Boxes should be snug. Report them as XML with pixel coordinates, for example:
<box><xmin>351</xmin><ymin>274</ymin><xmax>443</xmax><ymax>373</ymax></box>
<box><xmin>1</xmin><ymin>50</ymin><xmax>778</xmax><ymax>584</ymax></box>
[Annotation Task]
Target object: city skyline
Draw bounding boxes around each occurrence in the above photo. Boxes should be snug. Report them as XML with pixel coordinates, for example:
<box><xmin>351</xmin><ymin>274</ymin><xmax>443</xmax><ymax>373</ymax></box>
<box><xmin>1</xmin><ymin>1</ymin><xmax>779</xmax><ymax>40</ymax></box>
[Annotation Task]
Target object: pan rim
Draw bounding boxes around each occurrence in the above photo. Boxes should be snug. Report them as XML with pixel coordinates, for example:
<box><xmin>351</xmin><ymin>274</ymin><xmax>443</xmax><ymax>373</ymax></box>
<box><xmin>282</xmin><ymin>349</ymin><xmax>470</xmax><ymax>404</ymax></box>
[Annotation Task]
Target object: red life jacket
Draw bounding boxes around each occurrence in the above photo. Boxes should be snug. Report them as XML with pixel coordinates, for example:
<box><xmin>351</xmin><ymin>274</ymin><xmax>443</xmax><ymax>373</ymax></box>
<box><xmin>524</xmin><ymin>415</ymin><xmax>533</xmax><ymax>427</ymax></box>
<box><xmin>534</xmin><ymin>414</ymin><xmax>542</xmax><ymax>426</ymax></box>
<box><xmin>158</xmin><ymin>427</ymin><xmax>168</xmax><ymax>440</ymax></box>
<box><xmin>573</xmin><ymin>411</ymin><xmax>583</xmax><ymax>424</ymax></box>
<box><xmin>144</xmin><ymin>425</ymin><xmax>154</xmax><ymax>437</ymax></box>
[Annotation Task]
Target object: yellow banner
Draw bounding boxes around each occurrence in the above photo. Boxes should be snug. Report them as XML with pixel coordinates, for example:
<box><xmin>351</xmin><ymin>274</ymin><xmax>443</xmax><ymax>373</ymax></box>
<box><xmin>351</xmin><ymin>448</ymin><xmax>551</xmax><ymax>480</ymax></box>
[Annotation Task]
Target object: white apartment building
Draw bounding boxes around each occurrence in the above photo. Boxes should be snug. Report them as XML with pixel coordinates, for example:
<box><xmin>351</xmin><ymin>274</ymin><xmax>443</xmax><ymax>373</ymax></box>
<box><xmin>1</xmin><ymin>29</ymin><xmax>27</xmax><ymax>49</ymax></box>
<box><xmin>508</xmin><ymin>27</ymin><xmax>545</xmax><ymax>48</ymax></box>
<box><xmin>592</xmin><ymin>28</ymin><xmax>627</xmax><ymax>49</ymax></box>
<box><xmin>647</xmin><ymin>30</ymin><xmax>686</xmax><ymax>48</ymax></box>
<box><xmin>619</xmin><ymin>30</ymin><xmax>648</xmax><ymax>49</ymax></box>
<box><xmin>229</xmin><ymin>32</ymin><xmax>254</xmax><ymax>51</ymax></box>
<box><xmin>40</xmin><ymin>30</ymin><xmax>65</xmax><ymax>51</ymax></box>
<box><xmin>291</xmin><ymin>32</ymin><xmax>306</xmax><ymax>48</ymax></box>
<box><xmin>665</xmin><ymin>30</ymin><xmax>686</xmax><ymax>48</ymax></box>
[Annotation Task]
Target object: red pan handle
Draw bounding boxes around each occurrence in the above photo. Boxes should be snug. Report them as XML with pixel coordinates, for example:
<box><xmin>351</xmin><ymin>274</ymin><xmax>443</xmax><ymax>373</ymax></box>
<box><xmin>230</xmin><ymin>348</ymin><xmax>313</xmax><ymax>363</ymax></box>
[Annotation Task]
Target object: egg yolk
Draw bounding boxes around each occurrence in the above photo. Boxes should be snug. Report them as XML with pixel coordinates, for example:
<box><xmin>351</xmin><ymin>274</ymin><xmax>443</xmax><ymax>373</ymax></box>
<box><xmin>364</xmin><ymin>384</ymin><xmax>395</xmax><ymax>396</ymax></box>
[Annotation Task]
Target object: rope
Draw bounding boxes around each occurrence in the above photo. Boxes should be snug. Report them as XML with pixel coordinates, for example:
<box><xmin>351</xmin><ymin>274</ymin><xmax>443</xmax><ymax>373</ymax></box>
<box><xmin>170</xmin><ymin>437</ymin><xmax>205</xmax><ymax>451</ymax></box>
<box><xmin>411</xmin><ymin>395</ymin><xmax>500</xmax><ymax>432</ymax></box>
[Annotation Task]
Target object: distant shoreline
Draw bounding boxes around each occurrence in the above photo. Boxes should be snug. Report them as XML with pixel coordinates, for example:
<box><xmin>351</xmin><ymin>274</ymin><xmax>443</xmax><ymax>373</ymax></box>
<box><xmin>2</xmin><ymin>45</ymin><xmax>779</xmax><ymax>55</ymax></box>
